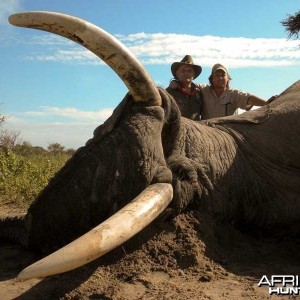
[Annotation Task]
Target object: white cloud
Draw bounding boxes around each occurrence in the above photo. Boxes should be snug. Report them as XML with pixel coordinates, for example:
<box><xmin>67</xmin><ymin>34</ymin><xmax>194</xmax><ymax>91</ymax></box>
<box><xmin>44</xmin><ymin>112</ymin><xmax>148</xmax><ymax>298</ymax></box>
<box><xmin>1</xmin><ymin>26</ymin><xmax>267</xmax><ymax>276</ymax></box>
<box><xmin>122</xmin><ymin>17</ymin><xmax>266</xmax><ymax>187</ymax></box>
<box><xmin>25</xmin><ymin>49</ymin><xmax>100</xmax><ymax>65</ymax></box>
<box><xmin>14</xmin><ymin>32</ymin><xmax>300</xmax><ymax>68</ymax></box>
<box><xmin>4</xmin><ymin>107</ymin><xmax>114</xmax><ymax>149</ymax></box>
<box><xmin>3</xmin><ymin>106</ymin><xmax>114</xmax><ymax>148</ymax></box>
<box><xmin>119</xmin><ymin>33</ymin><xmax>300</xmax><ymax>68</ymax></box>
<box><xmin>23</xmin><ymin>106</ymin><xmax>114</xmax><ymax>121</ymax></box>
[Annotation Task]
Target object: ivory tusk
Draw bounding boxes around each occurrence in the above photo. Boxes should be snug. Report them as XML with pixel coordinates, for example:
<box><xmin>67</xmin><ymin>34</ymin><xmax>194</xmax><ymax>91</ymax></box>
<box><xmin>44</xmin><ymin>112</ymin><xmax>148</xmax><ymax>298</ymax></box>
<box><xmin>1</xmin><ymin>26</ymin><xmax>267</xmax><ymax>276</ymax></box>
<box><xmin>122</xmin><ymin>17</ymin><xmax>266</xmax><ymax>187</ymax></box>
<box><xmin>9</xmin><ymin>11</ymin><xmax>161</xmax><ymax>105</ymax></box>
<box><xmin>17</xmin><ymin>183</ymin><xmax>173</xmax><ymax>280</ymax></box>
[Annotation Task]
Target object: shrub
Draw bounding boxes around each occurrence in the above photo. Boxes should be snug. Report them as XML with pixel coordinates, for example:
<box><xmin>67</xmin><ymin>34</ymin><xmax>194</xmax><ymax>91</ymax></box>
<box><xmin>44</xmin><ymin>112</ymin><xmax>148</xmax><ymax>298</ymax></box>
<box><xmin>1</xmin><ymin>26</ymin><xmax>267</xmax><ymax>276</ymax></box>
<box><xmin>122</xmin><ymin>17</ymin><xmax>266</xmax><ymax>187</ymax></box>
<box><xmin>0</xmin><ymin>148</ymin><xmax>72</xmax><ymax>208</ymax></box>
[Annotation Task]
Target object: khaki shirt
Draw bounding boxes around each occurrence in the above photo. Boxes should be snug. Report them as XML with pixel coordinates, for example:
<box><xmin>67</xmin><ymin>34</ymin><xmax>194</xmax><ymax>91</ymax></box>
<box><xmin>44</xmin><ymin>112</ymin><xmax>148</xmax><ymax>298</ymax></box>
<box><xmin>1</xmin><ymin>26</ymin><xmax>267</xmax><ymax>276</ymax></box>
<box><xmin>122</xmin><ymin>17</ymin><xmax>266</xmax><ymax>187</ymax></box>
<box><xmin>166</xmin><ymin>85</ymin><xmax>202</xmax><ymax>121</ymax></box>
<box><xmin>198</xmin><ymin>84</ymin><xmax>251</xmax><ymax>120</ymax></box>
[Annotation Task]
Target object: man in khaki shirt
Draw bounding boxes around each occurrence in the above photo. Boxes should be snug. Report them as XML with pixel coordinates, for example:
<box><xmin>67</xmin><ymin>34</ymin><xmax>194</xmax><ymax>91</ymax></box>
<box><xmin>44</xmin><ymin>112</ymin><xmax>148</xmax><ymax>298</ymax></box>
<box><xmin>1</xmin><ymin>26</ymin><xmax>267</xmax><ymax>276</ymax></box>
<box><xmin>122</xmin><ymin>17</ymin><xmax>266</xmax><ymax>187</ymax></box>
<box><xmin>199</xmin><ymin>64</ymin><xmax>267</xmax><ymax>120</ymax></box>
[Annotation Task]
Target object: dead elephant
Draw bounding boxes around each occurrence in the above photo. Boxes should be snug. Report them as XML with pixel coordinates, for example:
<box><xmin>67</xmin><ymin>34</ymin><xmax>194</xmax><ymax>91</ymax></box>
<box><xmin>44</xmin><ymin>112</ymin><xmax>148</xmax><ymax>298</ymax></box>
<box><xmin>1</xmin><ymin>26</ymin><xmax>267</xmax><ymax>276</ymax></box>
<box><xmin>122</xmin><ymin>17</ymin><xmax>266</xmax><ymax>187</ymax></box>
<box><xmin>1</xmin><ymin>11</ymin><xmax>300</xmax><ymax>280</ymax></box>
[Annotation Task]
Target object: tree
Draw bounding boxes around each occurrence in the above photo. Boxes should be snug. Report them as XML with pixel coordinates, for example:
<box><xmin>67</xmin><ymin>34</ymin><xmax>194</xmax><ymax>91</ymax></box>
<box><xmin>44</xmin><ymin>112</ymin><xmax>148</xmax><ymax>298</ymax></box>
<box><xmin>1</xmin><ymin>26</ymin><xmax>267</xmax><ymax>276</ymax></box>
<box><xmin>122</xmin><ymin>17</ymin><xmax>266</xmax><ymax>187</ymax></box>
<box><xmin>0</xmin><ymin>114</ymin><xmax>4</xmax><ymax>126</ymax></box>
<box><xmin>65</xmin><ymin>148</ymin><xmax>76</xmax><ymax>156</ymax></box>
<box><xmin>281</xmin><ymin>10</ymin><xmax>300</xmax><ymax>39</ymax></box>
<box><xmin>0</xmin><ymin>108</ymin><xmax>21</xmax><ymax>149</ymax></box>
<box><xmin>47</xmin><ymin>142</ymin><xmax>65</xmax><ymax>154</ymax></box>
<box><xmin>0</xmin><ymin>105</ymin><xmax>5</xmax><ymax>128</ymax></box>
<box><xmin>0</xmin><ymin>128</ymin><xmax>21</xmax><ymax>149</ymax></box>
<box><xmin>13</xmin><ymin>141</ymin><xmax>47</xmax><ymax>156</ymax></box>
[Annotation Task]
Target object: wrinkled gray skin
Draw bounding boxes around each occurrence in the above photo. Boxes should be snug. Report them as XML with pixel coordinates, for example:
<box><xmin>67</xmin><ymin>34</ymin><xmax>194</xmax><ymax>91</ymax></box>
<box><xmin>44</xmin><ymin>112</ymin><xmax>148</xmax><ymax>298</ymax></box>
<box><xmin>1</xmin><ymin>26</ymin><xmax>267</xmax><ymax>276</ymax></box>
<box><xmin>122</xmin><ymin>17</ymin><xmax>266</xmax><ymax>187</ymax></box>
<box><xmin>2</xmin><ymin>80</ymin><xmax>300</xmax><ymax>254</ymax></box>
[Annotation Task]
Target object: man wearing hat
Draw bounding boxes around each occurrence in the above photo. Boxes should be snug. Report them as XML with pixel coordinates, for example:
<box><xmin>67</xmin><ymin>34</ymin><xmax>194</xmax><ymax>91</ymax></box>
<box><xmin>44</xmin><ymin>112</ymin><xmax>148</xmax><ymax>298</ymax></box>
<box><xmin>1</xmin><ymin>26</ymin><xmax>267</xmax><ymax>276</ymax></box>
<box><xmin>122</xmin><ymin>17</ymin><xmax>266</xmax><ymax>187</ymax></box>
<box><xmin>166</xmin><ymin>55</ymin><xmax>202</xmax><ymax>120</ymax></box>
<box><xmin>199</xmin><ymin>63</ymin><xmax>268</xmax><ymax>119</ymax></box>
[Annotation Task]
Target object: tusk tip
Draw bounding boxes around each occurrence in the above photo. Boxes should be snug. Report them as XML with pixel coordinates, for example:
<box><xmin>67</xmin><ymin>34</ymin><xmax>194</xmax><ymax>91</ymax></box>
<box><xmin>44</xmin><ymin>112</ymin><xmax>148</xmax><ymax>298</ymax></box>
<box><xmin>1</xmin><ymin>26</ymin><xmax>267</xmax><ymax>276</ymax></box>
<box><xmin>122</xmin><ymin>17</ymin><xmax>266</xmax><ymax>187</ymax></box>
<box><xmin>17</xmin><ymin>267</ymin><xmax>45</xmax><ymax>281</ymax></box>
<box><xmin>17</xmin><ymin>271</ymin><xmax>33</xmax><ymax>281</ymax></box>
<box><xmin>8</xmin><ymin>13</ymin><xmax>26</xmax><ymax>26</ymax></box>
<box><xmin>8</xmin><ymin>14</ymin><xmax>17</xmax><ymax>25</ymax></box>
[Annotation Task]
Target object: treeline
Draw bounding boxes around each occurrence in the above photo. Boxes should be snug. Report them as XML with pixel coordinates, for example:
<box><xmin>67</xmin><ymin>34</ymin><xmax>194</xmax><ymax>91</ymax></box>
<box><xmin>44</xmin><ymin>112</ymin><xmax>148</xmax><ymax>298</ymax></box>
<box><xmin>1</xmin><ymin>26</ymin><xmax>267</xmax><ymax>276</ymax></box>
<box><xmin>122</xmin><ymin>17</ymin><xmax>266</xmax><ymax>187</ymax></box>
<box><xmin>0</xmin><ymin>114</ymin><xmax>77</xmax><ymax>209</ymax></box>
<box><xmin>5</xmin><ymin>141</ymin><xmax>76</xmax><ymax>156</ymax></box>
<box><xmin>0</xmin><ymin>127</ymin><xmax>76</xmax><ymax>156</ymax></box>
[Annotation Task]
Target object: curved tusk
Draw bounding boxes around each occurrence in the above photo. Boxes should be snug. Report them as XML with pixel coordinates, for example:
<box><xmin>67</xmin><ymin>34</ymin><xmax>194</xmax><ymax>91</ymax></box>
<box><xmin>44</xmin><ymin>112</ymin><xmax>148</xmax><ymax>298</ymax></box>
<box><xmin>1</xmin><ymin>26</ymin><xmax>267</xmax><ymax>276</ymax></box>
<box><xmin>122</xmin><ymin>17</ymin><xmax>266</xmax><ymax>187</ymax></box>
<box><xmin>17</xmin><ymin>183</ymin><xmax>173</xmax><ymax>280</ymax></box>
<box><xmin>9</xmin><ymin>11</ymin><xmax>161</xmax><ymax>105</ymax></box>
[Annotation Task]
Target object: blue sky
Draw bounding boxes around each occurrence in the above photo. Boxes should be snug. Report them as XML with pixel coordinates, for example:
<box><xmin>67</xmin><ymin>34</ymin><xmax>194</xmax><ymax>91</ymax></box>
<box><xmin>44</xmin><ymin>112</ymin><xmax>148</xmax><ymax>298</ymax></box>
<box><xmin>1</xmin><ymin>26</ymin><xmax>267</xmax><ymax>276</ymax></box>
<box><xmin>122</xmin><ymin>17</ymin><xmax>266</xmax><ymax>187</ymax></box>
<box><xmin>0</xmin><ymin>0</ymin><xmax>299</xmax><ymax>149</ymax></box>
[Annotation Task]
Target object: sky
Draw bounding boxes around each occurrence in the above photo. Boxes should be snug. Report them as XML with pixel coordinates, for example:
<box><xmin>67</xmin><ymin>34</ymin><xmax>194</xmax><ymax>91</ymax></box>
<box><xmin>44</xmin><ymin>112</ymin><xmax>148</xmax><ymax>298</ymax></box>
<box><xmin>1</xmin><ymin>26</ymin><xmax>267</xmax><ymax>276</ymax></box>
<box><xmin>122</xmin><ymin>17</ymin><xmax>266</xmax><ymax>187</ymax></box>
<box><xmin>0</xmin><ymin>0</ymin><xmax>299</xmax><ymax>149</ymax></box>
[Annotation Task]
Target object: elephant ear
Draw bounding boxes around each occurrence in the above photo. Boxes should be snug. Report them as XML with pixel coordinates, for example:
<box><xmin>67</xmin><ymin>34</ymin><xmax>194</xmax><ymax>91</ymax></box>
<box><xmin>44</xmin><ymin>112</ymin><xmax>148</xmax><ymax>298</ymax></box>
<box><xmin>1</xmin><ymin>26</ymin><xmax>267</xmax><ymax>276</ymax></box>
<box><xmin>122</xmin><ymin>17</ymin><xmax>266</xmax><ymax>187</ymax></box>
<box><xmin>86</xmin><ymin>93</ymin><xmax>133</xmax><ymax>144</ymax></box>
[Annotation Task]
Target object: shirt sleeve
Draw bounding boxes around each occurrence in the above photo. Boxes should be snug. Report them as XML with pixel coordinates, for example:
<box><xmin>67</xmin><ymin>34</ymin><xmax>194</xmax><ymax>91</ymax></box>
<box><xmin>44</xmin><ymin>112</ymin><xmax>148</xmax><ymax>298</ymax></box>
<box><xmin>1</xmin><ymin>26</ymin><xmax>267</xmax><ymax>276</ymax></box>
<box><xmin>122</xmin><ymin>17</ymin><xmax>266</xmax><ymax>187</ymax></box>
<box><xmin>230</xmin><ymin>88</ymin><xmax>251</xmax><ymax>109</ymax></box>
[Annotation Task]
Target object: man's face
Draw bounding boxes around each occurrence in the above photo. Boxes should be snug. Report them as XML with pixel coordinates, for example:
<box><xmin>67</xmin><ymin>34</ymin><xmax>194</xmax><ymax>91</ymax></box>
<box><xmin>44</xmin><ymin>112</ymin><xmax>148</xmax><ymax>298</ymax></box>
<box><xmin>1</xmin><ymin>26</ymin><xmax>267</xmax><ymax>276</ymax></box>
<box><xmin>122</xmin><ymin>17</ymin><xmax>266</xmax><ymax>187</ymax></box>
<box><xmin>212</xmin><ymin>69</ymin><xmax>229</xmax><ymax>88</ymax></box>
<box><xmin>176</xmin><ymin>65</ymin><xmax>195</xmax><ymax>84</ymax></box>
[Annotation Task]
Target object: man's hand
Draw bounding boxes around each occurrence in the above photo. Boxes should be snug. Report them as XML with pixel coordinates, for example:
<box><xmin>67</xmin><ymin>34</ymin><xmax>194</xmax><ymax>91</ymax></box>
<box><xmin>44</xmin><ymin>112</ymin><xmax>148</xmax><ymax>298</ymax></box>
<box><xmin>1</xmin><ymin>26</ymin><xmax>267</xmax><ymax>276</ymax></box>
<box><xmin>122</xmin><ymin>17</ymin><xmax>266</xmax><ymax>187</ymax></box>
<box><xmin>267</xmin><ymin>95</ymin><xmax>278</xmax><ymax>104</ymax></box>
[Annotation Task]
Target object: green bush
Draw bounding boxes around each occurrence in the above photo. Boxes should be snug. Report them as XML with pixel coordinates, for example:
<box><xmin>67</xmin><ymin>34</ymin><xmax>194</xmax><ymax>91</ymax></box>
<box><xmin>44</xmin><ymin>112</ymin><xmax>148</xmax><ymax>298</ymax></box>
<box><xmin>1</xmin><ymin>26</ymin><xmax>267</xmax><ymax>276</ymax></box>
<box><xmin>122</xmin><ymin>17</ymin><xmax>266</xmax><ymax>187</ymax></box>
<box><xmin>0</xmin><ymin>148</ymin><xmax>72</xmax><ymax>208</ymax></box>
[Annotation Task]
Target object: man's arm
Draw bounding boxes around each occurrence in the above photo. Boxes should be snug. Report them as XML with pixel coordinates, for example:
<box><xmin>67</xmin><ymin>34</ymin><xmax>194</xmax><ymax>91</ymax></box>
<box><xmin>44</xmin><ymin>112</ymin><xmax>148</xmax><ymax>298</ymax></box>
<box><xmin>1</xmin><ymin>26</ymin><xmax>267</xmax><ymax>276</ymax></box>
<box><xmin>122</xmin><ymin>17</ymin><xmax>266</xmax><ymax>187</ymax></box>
<box><xmin>245</xmin><ymin>94</ymin><xmax>278</xmax><ymax>110</ymax></box>
<box><xmin>247</xmin><ymin>95</ymin><xmax>267</xmax><ymax>107</ymax></box>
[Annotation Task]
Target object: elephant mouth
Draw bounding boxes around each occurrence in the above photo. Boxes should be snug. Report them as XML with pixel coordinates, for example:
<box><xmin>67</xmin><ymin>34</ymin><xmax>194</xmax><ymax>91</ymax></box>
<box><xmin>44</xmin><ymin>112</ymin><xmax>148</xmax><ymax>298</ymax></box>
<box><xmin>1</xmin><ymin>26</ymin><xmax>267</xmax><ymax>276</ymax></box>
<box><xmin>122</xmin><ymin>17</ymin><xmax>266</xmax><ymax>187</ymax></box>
<box><xmin>9</xmin><ymin>11</ymin><xmax>174</xmax><ymax>279</ymax></box>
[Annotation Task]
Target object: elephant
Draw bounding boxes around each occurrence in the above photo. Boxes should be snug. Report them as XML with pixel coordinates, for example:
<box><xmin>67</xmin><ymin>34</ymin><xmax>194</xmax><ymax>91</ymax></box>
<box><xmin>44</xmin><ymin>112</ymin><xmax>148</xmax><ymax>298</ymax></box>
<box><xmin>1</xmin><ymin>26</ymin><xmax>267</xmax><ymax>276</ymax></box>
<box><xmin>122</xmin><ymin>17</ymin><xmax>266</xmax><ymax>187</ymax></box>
<box><xmin>1</xmin><ymin>11</ymin><xmax>300</xmax><ymax>280</ymax></box>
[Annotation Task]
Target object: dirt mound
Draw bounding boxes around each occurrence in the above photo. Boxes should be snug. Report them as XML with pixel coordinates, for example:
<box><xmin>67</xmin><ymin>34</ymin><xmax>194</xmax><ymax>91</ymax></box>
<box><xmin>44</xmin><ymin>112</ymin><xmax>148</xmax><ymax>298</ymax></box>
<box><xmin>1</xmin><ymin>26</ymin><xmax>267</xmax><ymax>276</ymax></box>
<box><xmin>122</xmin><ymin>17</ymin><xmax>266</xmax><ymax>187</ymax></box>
<box><xmin>0</xmin><ymin>210</ymin><xmax>299</xmax><ymax>299</ymax></box>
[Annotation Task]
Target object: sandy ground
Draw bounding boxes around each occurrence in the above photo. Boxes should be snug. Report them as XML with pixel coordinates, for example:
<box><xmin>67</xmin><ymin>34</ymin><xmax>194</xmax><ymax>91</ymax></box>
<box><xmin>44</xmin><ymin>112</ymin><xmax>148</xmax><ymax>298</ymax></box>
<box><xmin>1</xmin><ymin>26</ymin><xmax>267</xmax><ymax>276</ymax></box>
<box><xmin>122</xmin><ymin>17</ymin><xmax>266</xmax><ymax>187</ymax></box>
<box><xmin>0</xmin><ymin>206</ymin><xmax>300</xmax><ymax>300</ymax></box>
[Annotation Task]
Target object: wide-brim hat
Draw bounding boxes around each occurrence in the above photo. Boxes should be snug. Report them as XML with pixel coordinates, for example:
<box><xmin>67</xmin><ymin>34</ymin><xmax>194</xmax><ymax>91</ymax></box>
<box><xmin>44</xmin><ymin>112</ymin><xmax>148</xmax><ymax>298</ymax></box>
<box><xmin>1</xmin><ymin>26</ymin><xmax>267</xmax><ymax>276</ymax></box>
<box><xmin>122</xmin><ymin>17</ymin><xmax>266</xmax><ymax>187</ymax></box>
<box><xmin>171</xmin><ymin>55</ymin><xmax>202</xmax><ymax>79</ymax></box>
